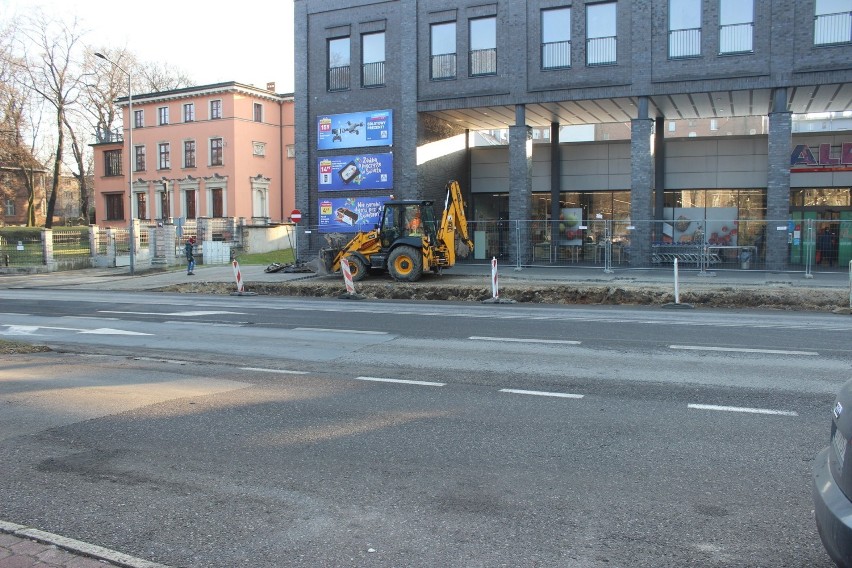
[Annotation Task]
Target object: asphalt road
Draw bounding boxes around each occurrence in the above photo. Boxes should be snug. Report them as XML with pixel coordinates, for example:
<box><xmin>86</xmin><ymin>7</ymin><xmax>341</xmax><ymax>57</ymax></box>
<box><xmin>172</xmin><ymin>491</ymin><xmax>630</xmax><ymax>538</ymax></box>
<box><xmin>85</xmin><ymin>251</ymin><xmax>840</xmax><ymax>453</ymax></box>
<box><xmin>0</xmin><ymin>289</ymin><xmax>848</xmax><ymax>567</ymax></box>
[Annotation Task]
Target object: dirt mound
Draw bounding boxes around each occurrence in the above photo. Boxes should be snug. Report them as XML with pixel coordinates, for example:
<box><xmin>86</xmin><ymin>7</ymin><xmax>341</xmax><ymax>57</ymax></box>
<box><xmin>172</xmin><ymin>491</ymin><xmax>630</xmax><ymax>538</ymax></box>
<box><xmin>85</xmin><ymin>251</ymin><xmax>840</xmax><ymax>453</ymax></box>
<box><xmin>159</xmin><ymin>275</ymin><xmax>850</xmax><ymax>312</ymax></box>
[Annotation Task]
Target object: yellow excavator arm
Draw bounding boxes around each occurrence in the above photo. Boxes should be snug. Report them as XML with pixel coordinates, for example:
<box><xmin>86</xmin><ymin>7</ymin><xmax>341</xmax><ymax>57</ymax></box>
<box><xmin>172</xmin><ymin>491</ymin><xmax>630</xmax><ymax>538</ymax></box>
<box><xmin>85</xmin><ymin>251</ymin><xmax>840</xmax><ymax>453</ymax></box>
<box><xmin>435</xmin><ymin>180</ymin><xmax>474</xmax><ymax>266</ymax></box>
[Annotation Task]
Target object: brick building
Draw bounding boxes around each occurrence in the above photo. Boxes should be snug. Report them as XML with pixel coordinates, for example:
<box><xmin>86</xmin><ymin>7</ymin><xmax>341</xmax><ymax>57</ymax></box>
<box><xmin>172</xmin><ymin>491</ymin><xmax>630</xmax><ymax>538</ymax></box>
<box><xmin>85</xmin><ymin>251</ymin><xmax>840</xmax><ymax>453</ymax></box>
<box><xmin>294</xmin><ymin>0</ymin><xmax>852</xmax><ymax>269</ymax></box>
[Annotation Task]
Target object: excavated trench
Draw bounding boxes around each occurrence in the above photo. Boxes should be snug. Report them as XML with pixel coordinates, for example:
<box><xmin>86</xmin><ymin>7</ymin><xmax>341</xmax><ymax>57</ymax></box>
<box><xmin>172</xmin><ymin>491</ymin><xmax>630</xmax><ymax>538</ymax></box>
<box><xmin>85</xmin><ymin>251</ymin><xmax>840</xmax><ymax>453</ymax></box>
<box><xmin>160</xmin><ymin>273</ymin><xmax>852</xmax><ymax>313</ymax></box>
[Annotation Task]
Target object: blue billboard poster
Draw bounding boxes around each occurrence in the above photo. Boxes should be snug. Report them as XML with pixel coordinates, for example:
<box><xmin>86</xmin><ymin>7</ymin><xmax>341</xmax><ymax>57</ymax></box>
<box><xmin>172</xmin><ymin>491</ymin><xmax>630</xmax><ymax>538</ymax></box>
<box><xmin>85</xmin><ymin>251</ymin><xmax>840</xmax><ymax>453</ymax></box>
<box><xmin>318</xmin><ymin>153</ymin><xmax>393</xmax><ymax>191</ymax></box>
<box><xmin>317</xmin><ymin>109</ymin><xmax>393</xmax><ymax>150</ymax></box>
<box><xmin>318</xmin><ymin>196</ymin><xmax>391</xmax><ymax>233</ymax></box>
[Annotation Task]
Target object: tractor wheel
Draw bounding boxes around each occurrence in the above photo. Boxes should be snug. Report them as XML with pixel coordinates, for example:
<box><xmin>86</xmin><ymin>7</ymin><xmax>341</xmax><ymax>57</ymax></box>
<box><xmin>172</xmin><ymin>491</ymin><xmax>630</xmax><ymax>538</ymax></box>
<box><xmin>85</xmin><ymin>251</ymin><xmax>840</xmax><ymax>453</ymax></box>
<box><xmin>388</xmin><ymin>246</ymin><xmax>423</xmax><ymax>282</ymax></box>
<box><xmin>346</xmin><ymin>255</ymin><xmax>368</xmax><ymax>281</ymax></box>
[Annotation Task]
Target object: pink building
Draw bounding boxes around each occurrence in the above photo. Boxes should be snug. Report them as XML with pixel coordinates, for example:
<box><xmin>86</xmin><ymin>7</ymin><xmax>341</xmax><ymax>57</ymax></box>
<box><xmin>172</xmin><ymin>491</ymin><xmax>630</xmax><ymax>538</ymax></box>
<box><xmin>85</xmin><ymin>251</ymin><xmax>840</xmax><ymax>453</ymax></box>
<box><xmin>92</xmin><ymin>82</ymin><xmax>295</xmax><ymax>226</ymax></box>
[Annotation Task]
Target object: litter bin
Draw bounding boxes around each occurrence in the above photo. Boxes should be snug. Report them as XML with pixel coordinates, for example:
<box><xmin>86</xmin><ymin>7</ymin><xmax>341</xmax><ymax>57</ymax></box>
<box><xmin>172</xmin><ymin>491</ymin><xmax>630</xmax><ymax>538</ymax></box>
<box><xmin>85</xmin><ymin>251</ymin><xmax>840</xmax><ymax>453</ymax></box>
<box><xmin>740</xmin><ymin>250</ymin><xmax>751</xmax><ymax>270</ymax></box>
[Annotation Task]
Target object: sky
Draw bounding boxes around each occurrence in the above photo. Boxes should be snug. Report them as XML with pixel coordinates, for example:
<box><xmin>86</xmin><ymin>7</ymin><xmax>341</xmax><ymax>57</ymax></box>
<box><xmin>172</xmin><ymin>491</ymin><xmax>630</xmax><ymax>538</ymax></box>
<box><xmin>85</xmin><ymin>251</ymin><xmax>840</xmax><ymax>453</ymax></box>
<box><xmin>1</xmin><ymin>0</ymin><xmax>296</xmax><ymax>93</ymax></box>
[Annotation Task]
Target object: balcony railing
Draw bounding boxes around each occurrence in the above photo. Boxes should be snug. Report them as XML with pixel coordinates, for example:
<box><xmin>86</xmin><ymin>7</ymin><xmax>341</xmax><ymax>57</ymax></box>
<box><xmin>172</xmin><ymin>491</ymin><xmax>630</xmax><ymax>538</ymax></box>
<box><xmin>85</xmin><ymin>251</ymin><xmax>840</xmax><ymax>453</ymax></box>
<box><xmin>95</xmin><ymin>127</ymin><xmax>123</xmax><ymax>144</ymax></box>
<box><xmin>362</xmin><ymin>61</ymin><xmax>385</xmax><ymax>87</ymax></box>
<box><xmin>327</xmin><ymin>65</ymin><xmax>351</xmax><ymax>92</ymax></box>
<box><xmin>815</xmin><ymin>11</ymin><xmax>852</xmax><ymax>45</ymax></box>
<box><xmin>430</xmin><ymin>53</ymin><xmax>457</xmax><ymax>80</ymax></box>
<box><xmin>669</xmin><ymin>28</ymin><xmax>701</xmax><ymax>59</ymax></box>
<box><xmin>719</xmin><ymin>22</ymin><xmax>753</xmax><ymax>54</ymax></box>
<box><xmin>541</xmin><ymin>40</ymin><xmax>571</xmax><ymax>70</ymax></box>
<box><xmin>586</xmin><ymin>36</ymin><xmax>617</xmax><ymax>66</ymax></box>
<box><xmin>469</xmin><ymin>48</ymin><xmax>497</xmax><ymax>76</ymax></box>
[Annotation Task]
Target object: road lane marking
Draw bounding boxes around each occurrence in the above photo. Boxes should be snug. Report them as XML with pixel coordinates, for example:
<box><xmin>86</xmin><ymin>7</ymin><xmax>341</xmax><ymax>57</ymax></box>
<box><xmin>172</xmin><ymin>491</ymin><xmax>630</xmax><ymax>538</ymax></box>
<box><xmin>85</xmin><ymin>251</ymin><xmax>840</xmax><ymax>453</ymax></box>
<box><xmin>100</xmin><ymin>310</ymin><xmax>245</xmax><ymax>316</ymax></box>
<box><xmin>294</xmin><ymin>327</ymin><xmax>389</xmax><ymax>335</ymax></box>
<box><xmin>469</xmin><ymin>336</ymin><xmax>581</xmax><ymax>345</ymax></box>
<box><xmin>1</xmin><ymin>324</ymin><xmax>151</xmax><ymax>336</ymax></box>
<box><xmin>669</xmin><ymin>345</ymin><xmax>818</xmax><ymax>356</ymax></box>
<box><xmin>688</xmin><ymin>403</ymin><xmax>798</xmax><ymax>417</ymax></box>
<box><xmin>353</xmin><ymin>376</ymin><xmax>445</xmax><ymax>387</ymax></box>
<box><xmin>500</xmin><ymin>389</ymin><xmax>584</xmax><ymax>399</ymax></box>
<box><xmin>164</xmin><ymin>321</ymin><xmax>242</xmax><ymax>327</ymax></box>
<box><xmin>241</xmin><ymin>367</ymin><xmax>309</xmax><ymax>375</ymax></box>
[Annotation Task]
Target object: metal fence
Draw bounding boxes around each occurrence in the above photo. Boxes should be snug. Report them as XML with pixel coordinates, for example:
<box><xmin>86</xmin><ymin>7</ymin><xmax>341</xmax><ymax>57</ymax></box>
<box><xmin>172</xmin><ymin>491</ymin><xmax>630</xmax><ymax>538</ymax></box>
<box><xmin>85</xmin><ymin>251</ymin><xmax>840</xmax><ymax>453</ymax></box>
<box><xmin>298</xmin><ymin>218</ymin><xmax>852</xmax><ymax>274</ymax></box>
<box><xmin>52</xmin><ymin>229</ymin><xmax>91</xmax><ymax>261</ymax></box>
<box><xmin>0</xmin><ymin>230</ymin><xmax>44</xmax><ymax>266</ymax></box>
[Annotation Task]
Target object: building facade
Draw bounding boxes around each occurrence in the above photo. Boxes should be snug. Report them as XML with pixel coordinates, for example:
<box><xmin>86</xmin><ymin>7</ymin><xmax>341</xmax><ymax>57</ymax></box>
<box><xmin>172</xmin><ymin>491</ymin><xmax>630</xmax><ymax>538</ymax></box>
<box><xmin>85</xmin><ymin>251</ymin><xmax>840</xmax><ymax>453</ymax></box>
<box><xmin>92</xmin><ymin>82</ymin><xmax>295</xmax><ymax>227</ymax></box>
<box><xmin>295</xmin><ymin>0</ymin><xmax>852</xmax><ymax>270</ymax></box>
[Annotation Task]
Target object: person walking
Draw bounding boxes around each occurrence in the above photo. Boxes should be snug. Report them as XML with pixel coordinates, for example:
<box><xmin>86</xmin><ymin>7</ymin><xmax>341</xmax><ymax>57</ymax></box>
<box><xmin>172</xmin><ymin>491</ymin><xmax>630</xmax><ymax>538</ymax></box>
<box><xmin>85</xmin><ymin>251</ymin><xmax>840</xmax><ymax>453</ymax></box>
<box><xmin>185</xmin><ymin>236</ymin><xmax>196</xmax><ymax>275</ymax></box>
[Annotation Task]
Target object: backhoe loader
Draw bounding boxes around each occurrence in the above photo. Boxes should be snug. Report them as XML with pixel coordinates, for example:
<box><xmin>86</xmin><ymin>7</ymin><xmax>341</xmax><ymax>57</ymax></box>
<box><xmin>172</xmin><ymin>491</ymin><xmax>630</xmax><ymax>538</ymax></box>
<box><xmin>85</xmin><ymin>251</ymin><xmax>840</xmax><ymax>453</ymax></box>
<box><xmin>320</xmin><ymin>180</ymin><xmax>473</xmax><ymax>282</ymax></box>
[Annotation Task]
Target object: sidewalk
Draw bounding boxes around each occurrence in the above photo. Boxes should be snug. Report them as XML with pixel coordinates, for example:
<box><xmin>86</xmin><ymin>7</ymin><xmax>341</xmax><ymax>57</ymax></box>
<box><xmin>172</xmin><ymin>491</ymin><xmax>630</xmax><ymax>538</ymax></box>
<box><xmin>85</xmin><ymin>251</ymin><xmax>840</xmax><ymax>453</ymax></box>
<box><xmin>0</xmin><ymin>521</ymin><xmax>168</xmax><ymax>568</ymax></box>
<box><xmin>0</xmin><ymin>261</ymin><xmax>849</xmax><ymax>293</ymax></box>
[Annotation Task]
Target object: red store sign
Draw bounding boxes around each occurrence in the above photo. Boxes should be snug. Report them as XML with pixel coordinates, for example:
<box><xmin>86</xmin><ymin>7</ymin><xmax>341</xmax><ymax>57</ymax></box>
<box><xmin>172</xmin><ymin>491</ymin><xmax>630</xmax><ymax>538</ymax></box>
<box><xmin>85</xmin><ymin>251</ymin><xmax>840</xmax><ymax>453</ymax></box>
<box><xmin>790</xmin><ymin>143</ymin><xmax>852</xmax><ymax>172</ymax></box>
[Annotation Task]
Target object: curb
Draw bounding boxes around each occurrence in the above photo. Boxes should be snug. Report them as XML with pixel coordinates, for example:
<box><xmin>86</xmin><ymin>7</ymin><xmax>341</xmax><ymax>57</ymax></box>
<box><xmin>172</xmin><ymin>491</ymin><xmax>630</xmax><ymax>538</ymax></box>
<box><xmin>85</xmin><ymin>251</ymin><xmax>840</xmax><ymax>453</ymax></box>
<box><xmin>0</xmin><ymin>520</ymin><xmax>172</xmax><ymax>568</ymax></box>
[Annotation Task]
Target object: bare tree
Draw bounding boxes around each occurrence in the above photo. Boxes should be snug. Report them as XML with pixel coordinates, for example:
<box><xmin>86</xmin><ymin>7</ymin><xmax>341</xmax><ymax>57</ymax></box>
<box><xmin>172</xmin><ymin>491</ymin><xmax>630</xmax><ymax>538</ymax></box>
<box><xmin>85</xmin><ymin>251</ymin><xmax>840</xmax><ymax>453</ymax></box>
<box><xmin>136</xmin><ymin>59</ymin><xmax>193</xmax><ymax>93</ymax></box>
<box><xmin>16</xmin><ymin>13</ymin><xmax>87</xmax><ymax>228</ymax></box>
<box><xmin>0</xmin><ymin>18</ymin><xmax>45</xmax><ymax>226</ymax></box>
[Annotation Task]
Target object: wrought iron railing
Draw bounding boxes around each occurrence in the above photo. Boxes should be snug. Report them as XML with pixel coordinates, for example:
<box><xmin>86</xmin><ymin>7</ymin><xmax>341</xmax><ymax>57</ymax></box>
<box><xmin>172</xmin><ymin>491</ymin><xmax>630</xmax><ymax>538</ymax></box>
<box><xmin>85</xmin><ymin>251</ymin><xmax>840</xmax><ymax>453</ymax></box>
<box><xmin>469</xmin><ymin>48</ymin><xmax>497</xmax><ymax>76</ymax></box>
<box><xmin>586</xmin><ymin>36</ymin><xmax>617</xmax><ymax>66</ymax></box>
<box><xmin>669</xmin><ymin>28</ymin><xmax>701</xmax><ymax>59</ymax></box>
<box><xmin>327</xmin><ymin>65</ymin><xmax>351</xmax><ymax>91</ymax></box>
<box><xmin>362</xmin><ymin>61</ymin><xmax>385</xmax><ymax>87</ymax></box>
<box><xmin>719</xmin><ymin>22</ymin><xmax>753</xmax><ymax>54</ymax></box>
<box><xmin>430</xmin><ymin>53</ymin><xmax>457</xmax><ymax>80</ymax></box>
<box><xmin>541</xmin><ymin>40</ymin><xmax>571</xmax><ymax>70</ymax></box>
<box><xmin>815</xmin><ymin>11</ymin><xmax>852</xmax><ymax>45</ymax></box>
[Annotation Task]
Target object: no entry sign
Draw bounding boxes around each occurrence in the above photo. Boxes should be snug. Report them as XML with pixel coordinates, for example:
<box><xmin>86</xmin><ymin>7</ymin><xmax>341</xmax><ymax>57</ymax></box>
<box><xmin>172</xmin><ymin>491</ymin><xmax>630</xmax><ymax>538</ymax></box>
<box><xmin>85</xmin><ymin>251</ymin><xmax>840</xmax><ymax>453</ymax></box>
<box><xmin>290</xmin><ymin>209</ymin><xmax>302</xmax><ymax>223</ymax></box>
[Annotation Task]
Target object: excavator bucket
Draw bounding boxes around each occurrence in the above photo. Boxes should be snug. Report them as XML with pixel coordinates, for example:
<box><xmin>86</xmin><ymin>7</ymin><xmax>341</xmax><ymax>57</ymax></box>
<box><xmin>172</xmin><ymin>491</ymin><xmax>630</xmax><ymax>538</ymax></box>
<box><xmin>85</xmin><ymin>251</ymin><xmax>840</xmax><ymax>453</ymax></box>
<box><xmin>317</xmin><ymin>248</ymin><xmax>339</xmax><ymax>274</ymax></box>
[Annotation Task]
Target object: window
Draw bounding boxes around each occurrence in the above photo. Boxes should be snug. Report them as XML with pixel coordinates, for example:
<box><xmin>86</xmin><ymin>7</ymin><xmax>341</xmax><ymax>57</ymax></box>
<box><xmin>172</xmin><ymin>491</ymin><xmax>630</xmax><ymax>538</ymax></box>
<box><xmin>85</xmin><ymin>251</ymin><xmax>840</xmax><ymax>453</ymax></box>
<box><xmin>210</xmin><ymin>99</ymin><xmax>222</xmax><ymax>119</ymax></box>
<box><xmin>211</xmin><ymin>187</ymin><xmax>223</xmax><ymax>218</ymax></box>
<box><xmin>328</xmin><ymin>36</ymin><xmax>351</xmax><ymax>91</ymax></box>
<box><xmin>587</xmin><ymin>2</ymin><xmax>617</xmax><ymax>65</ymax></box>
<box><xmin>470</xmin><ymin>17</ymin><xmax>497</xmax><ymax>76</ymax></box>
<box><xmin>136</xmin><ymin>192</ymin><xmax>147</xmax><ymax>220</ymax></box>
<box><xmin>185</xmin><ymin>189</ymin><xmax>196</xmax><ymax>218</ymax></box>
<box><xmin>105</xmin><ymin>194</ymin><xmax>124</xmax><ymax>220</ymax></box>
<box><xmin>669</xmin><ymin>0</ymin><xmax>701</xmax><ymax>58</ymax></box>
<box><xmin>133</xmin><ymin>109</ymin><xmax>144</xmax><ymax>128</ymax></box>
<box><xmin>362</xmin><ymin>31</ymin><xmax>386</xmax><ymax>87</ymax></box>
<box><xmin>710</xmin><ymin>118</ymin><xmax>719</xmax><ymax>131</ymax></box>
<box><xmin>720</xmin><ymin>0</ymin><xmax>754</xmax><ymax>53</ymax></box>
<box><xmin>4</xmin><ymin>198</ymin><xmax>15</xmax><ymax>216</ymax></box>
<box><xmin>159</xmin><ymin>185</ymin><xmax>170</xmax><ymax>220</ymax></box>
<box><xmin>104</xmin><ymin>149</ymin><xmax>122</xmax><ymax>176</ymax></box>
<box><xmin>430</xmin><ymin>21</ymin><xmax>457</xmax><ymax>80</ymax></box>
<box><xmin>210</xmin><ymin>138</ymin><xmax>223</xmax><ymax>166</ymax></box>
<box><xmin>158</xmin><ymin>106</ymin><xmax>169</xmax><ymax>125</ymax></box>
<box><xmin>158</xmin><ymin>143</ymin><xmax>170</xmax><ymax>170</ymax></box>
<box><xmin>183</xmin><ymin>103</ymin><xmax>195</xmax><ymax>122</ymax></box>
<box><xmin>815</xmin><ymin>0</ymin><xmax>852</xmax><ymax>45</ymax></box>
<box><xmin>184</xmin><ymin>140</ymin><xmax>196</xmax><ymax>168</ymax></box>
<box><xmin>286</xmin><ymin>144</ymin><xmax>296</xmax><ymax>158</ymax></box>
<box><xmin>253</xmin><ymin>103</ymin><xmax>263</xmax><ymax>122</ymax></box>
<box><xmin>542</xmin><ymin>7</ymin><xmax>571</xmax><ymax>69</ymax></box>
<box><xmin>134</xmin><ymin>145</ymin><xmax>146</xmax><ymax>172</ymax></box>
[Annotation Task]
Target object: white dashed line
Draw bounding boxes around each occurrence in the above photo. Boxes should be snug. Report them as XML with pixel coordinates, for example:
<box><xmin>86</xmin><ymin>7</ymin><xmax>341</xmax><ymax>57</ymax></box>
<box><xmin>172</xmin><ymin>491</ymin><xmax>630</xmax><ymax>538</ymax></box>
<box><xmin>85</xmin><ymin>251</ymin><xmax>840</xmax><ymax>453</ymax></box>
<box><xmin>241</xmin><ymin>367</ymin><xmax>309</xmax><ymax>375</ymax></box>
<box><xmin>669</xmin><ymin>345</ymin><xmax>818</xmax><ymax>356</ymax></box>
<box><xmin>469</xmin><ymin>336</ymin><xmax>581</xmax><ymax>345</ymax></box>
<box><xmin>294</xmin><ymin>327</ymin><xmax>389</xmax><ymax>335</ymax></box>
<box><xmin>688</xmin><ymin>403</ymin><xmax>798</xmax><ymax>417</ymax></box>
<box><xmin>353</xmin><ymin>376</ymin><xmax>445</xmax><ymax>387</ymax></box>
<box><xmin>499</xmin><ymin>389</ymin><xmax>584</xmax><ymax>399</ymax></box>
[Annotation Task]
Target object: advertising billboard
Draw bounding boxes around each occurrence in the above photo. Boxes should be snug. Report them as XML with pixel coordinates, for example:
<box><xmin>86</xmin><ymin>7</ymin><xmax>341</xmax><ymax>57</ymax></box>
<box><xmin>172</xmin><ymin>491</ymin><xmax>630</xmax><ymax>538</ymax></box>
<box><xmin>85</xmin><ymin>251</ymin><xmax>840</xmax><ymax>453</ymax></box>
<box><xmin>318</xmin><ymin>153</ymin><xmax>393</xmax><ymax>191</ymax></box>
<box><xmin>318</xmin><ymin>196</ymin><xmax>391</xmax><ymax>233</ymax></box>
<box><xmin>317</xmin><ymin>109</ymin><xmax>393</xmax><ymax>150</ymax></box>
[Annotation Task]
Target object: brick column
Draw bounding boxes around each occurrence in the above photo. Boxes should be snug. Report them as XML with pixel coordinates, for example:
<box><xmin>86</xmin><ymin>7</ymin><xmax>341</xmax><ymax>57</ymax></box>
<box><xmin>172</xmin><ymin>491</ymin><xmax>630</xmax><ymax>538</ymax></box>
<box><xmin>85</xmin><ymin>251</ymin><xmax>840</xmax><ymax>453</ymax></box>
<box><xmin>630</xmin><ymin>97</ymin><xmax>655</xmax><ymax>267</ymax></box>
<box><xmin>42</xmin><ymin>229</ymin><xmax>56</xmax><ymax>271</ymax></box>
<box><xmin>767</xmin><ymin>89</ymin><xmax>792</xmax><ymax>271</ymax></box>
<box><xmin>508</xmin><ymin>105</ymin><xmax>532</xmax><ymax>265</ymax></box>
<box><xmin>88</xmin><ymin>226</ymin><xmax>99</xmax><ymax>257</ymax></box>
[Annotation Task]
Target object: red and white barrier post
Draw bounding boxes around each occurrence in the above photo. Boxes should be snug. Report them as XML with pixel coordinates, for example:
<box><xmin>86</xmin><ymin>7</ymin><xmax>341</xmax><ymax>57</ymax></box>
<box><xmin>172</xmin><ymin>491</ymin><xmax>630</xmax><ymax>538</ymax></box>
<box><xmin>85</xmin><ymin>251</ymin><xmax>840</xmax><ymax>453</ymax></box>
<box><xmin>232</xmin><ymin>259</ymin><xmax>245</xmax><ymax>294</ymax></box>
<box><xmin>341</xmin><ymin>257</ymin><xmax>356</xmax><ymax>295</ymax></box>
<box><xmin>491</xmin><ymin>256</ymin><xmax>499</xmax><ymax>300</ymax></box>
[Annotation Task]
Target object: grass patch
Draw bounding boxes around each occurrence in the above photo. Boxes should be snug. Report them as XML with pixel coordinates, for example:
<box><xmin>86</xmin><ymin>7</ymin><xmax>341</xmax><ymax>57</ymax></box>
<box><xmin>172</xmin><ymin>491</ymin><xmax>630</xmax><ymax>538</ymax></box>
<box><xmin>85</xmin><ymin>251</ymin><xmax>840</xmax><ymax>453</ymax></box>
<box><xmin>232</xmin><ymin>249</ymin><xmax>296</xmax><ymax>265</ymax></box>
<box><xmin>0</xmin><ymin>339</ymin><xmax>51</xmax><ymax>354</ymax></box>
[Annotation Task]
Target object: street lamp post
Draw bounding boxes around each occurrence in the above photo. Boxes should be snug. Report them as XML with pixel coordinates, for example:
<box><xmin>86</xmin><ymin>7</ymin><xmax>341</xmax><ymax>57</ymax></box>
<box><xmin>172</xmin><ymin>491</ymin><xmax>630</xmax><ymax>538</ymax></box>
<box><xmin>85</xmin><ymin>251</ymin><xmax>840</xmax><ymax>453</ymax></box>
<box><xmin>95</xmin><ymin>52</ymin><xmax>135</xmax><ymax>275</ymax></box>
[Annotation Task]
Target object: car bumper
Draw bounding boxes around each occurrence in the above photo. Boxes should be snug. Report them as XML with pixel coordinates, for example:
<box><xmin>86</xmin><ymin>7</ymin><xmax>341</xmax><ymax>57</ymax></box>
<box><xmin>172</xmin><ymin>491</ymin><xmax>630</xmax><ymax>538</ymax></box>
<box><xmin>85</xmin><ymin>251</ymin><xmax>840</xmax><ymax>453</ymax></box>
<box><xmin>813</xmin><ymin>447</ymin><xmax>852</xmax><ymax>568</ymax></box>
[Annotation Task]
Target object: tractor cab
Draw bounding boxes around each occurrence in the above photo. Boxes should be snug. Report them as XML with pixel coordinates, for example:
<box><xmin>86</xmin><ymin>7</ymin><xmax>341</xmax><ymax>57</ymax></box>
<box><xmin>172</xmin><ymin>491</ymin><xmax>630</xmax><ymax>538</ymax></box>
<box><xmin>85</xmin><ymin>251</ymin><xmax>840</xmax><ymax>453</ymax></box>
<box><xmin>379</xmin><ymin>201</ymin><xmax>437</xmax><ymax>249</ymax></box>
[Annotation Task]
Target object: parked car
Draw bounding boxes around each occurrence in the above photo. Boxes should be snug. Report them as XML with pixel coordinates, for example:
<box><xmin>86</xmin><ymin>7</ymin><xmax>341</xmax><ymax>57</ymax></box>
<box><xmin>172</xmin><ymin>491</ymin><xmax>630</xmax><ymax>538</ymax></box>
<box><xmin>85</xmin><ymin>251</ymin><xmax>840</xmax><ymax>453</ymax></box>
<box><xmin>814</xmin><ymin>378</ymin><xmax>852</xmax><ymax>567</ymax></box>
